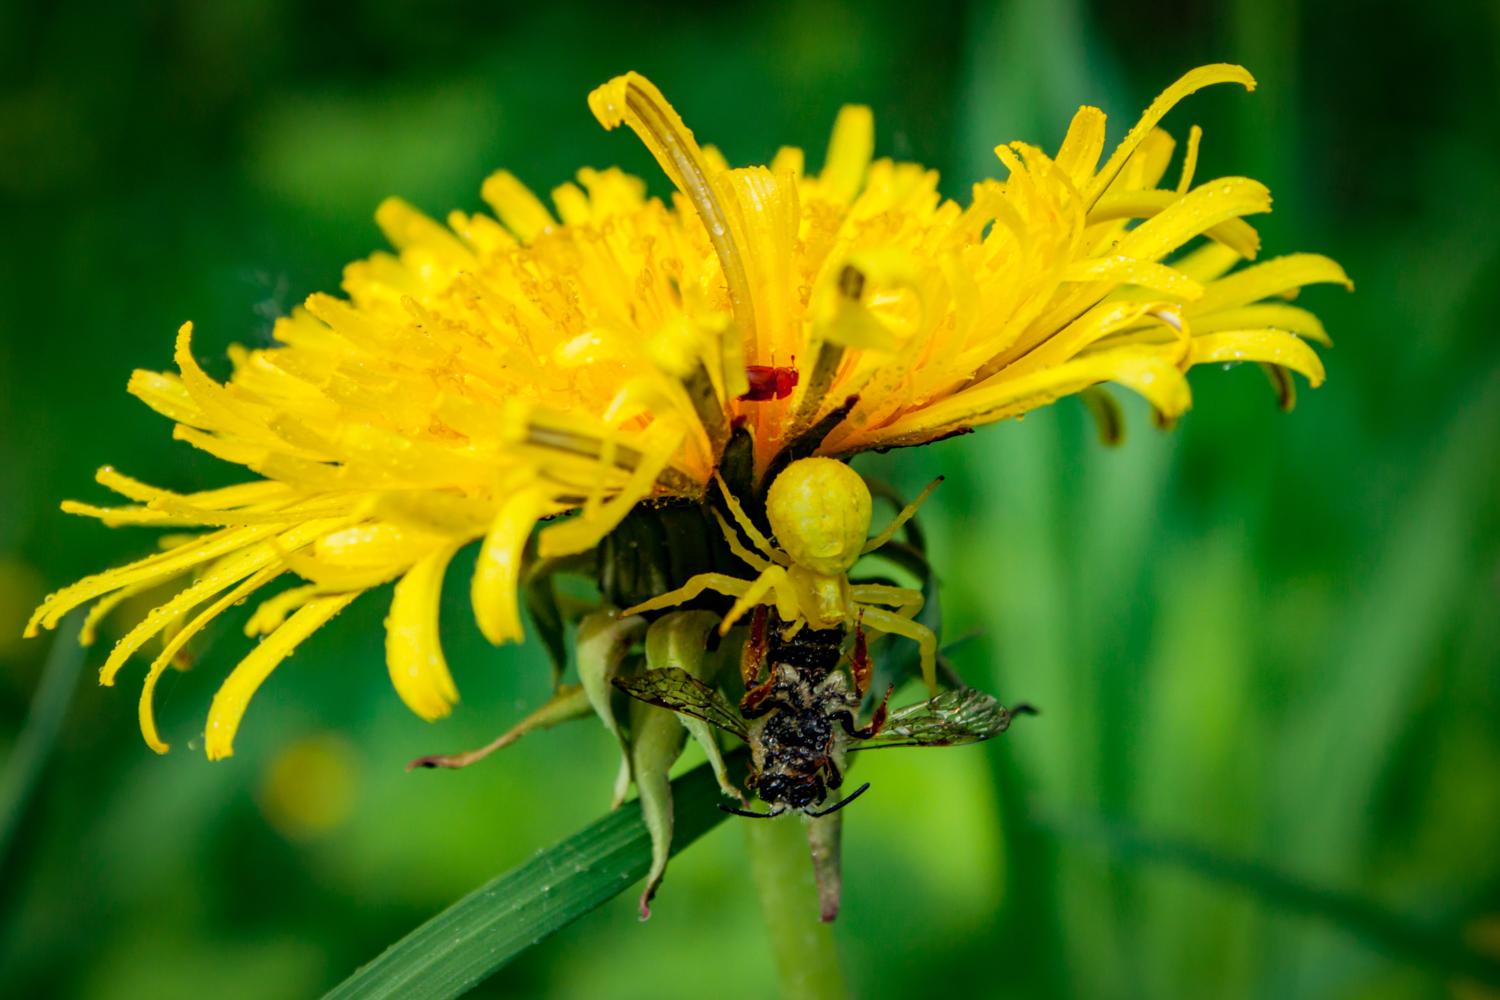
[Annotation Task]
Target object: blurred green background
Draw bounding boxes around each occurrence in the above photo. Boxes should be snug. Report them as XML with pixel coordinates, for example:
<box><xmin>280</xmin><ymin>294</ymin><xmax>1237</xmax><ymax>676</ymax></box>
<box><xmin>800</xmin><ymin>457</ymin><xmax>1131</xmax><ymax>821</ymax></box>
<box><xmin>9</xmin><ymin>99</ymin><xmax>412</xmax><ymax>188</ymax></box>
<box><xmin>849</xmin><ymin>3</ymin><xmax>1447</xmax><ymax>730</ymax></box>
<box><xmin>1</xmin><ymin>0</ymin><xmax>1498</xmax><ymax>997</ymax></box>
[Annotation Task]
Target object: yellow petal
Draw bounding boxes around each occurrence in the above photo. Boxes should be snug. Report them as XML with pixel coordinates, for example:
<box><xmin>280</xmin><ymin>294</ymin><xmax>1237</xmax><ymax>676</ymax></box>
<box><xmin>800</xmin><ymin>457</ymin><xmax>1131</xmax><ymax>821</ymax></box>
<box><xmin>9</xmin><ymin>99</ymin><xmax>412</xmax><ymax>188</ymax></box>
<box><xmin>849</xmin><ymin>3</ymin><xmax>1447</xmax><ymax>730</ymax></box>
<box><xmin>385</xmin><ymin>542</ymin><xmax>463</xmax><ymax>721</ymax></box>
<box><xmin>1088</xmin><ymin>189</ymin><xmax>1262</xmax><ymax>260</ymax></box>
<box><xmin>1189</xmin><ymin>253</ymin><xmax>1353</xmax><ymax>315</ymax></box>
<box><xmin>127</xmin><ymin>369</ymin><xmax>205</xmax><ymax>426</ymax></box>
<box><xmin>245</xmin><ymin>585</ymin><xmax>318</xmax><ymax>637</ymax></box>
<box><xmin>80</xmin><ymin>570</ymin><xmax>188</xmax><ymax>646</ymax></box>
<box><xmin>204</xmin><ymin>591</ymin><xmax>362</xmax><ymax>760</ymax></box>
<box><xmin>27</xmin><ymin>525</ymin><xmax>279</xmax><ymax>637</ymax></box>
<box><xmin>1115</xmin><ymin>177</ymin><xmax>1270</xmax><ymax>263</ymax></box>
<box><xmin>588</xmin><ymin>72</ymin><xmax>753</xmax><ymax>396</ymax></box>
<box><xmin>1055</xmin><ymin>106</ymin><xmax>1106</xmax><ymax>187</ymax></box>
<box><xmin>1084</xmin><ymin>64</ymin><xmax>1256</xmax><ymax>206</ymax></box>
<box><xmin>537</xmin><ymin>425</ymin><xmax>685</xmax><ymax>558</ymax></box>
<box><xmin>479</xmin><ymin>170</ymin><xmax>557</xmax><ymax>243</ymax></box>
<box><xmin>94</xmin><ymin>467</ymin><xmax>291</xmax><ymax>509</ymax></box>
<box><xmin>472</xmin><ymin>488</ymin><xmax>548</xmax><ymax>646</ymax></box>
<box><xmin>374</xmin><ymin>197</ymin><xmax>475</xmax><ymax>268</ymax></box>
<box><xmin>172</xmin><ymin>323</ymin><xmax>274</xmax><ymax>443</ymax></box>
<box><xmin>1190</xmin><ymin>329</ymin><xmax>1326</xmax><ymax>387</ymax></box>
<box><xmin>139</xmin><ymin>566</ymin><xmax>285</xmax><ymax>754</ymax></box>
<box><xmin>98</xmin><ymin>519</ymin><xmax>339</xmax><ymax>686</ymax></box>
<box><xmin>819</xmin><ymin>104</ymin><xmax>874</xmax><ymax>204</ymax></box>
<box><xmin>770</xmin><ymin>145</ymin><xmax>804</xmax><ymax>177</ymax></box>
<box><xmin>1172</xmin><ymin>241</ymin><xmax>1243</xmax><ymax>283</ymax></box>
<box><xmin>1177</xmin><ymin>124</ymin><xmax>1203</xmax><ymax>194</ymax></box>
<box><xmin>866</xmin><ymin>345</ymin><xmax>1191</xmax><ymax>446</ymax></box>
<box><xmin>60</xmin><ymin>501</ymin><xmax>198</xmax><ymax>527</ymax></box>
<box><xmin>1190</xmin><ymin>303</ymin><xmax>1331</xmax><ymax>346</ymax></box>
<box><xmin>1063</xmin><ymin>256</ymin><xmax>1204</xmax><ymax>300</ymax></box>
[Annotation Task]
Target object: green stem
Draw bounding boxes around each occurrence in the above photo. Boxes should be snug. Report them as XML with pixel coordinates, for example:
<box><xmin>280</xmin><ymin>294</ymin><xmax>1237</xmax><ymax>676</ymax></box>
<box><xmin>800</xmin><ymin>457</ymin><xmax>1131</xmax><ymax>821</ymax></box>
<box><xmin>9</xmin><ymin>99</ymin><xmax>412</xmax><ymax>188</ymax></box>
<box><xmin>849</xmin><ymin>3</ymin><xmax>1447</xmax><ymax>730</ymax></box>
<box><xmin>744</xmin><ymin>817</ymin><xmax>848</xmax><ymax>1000</ymax></box>
<box><xmin>0</xmin><ymin>609</ymin><xmax>86</xmax><ymax>869</ymax></box>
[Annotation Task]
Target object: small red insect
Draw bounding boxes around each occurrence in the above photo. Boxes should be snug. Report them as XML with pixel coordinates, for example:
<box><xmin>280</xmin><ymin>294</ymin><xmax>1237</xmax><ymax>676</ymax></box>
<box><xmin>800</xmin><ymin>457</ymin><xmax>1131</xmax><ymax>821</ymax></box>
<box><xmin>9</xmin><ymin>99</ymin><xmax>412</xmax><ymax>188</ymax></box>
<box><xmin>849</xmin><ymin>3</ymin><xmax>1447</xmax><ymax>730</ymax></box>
<box><xmin>739</xmin><ymin>360</ymin><xmax>799</xmax><ymax>401</ymax></box>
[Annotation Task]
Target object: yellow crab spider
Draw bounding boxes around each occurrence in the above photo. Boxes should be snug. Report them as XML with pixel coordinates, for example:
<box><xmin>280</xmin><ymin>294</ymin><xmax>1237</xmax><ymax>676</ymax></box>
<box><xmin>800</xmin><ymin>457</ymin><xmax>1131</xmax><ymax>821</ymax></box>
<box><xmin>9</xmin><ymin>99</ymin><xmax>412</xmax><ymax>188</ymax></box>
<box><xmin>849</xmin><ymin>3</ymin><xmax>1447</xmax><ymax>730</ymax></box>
<box><xmin>620</xmin><ymin>457</ymin><xmax>943</xmax><ymax>695</ymax></box>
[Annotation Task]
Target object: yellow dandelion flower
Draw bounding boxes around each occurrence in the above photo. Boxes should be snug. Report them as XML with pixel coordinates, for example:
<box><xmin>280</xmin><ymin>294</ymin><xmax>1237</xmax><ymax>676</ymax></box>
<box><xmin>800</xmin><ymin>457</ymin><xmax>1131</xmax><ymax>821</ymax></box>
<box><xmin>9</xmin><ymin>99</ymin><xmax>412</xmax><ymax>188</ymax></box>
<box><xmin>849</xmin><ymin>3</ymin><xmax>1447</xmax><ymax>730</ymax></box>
<box><xmin>26</xmin><ymin>65</ymin><xmax>1349</xmax><ymax>759</ymax></box>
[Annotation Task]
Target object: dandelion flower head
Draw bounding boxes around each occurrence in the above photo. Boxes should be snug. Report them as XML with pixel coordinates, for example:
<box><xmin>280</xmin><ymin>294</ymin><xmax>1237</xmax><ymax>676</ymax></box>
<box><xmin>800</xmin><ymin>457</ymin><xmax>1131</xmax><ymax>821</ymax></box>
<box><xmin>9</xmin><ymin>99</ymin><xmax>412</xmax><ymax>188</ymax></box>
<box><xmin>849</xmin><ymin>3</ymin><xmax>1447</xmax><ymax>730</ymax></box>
<box><xmin>26</xmin><ymin>65</ymin><xmax>1351</xmax><ymax>758</ymax></box>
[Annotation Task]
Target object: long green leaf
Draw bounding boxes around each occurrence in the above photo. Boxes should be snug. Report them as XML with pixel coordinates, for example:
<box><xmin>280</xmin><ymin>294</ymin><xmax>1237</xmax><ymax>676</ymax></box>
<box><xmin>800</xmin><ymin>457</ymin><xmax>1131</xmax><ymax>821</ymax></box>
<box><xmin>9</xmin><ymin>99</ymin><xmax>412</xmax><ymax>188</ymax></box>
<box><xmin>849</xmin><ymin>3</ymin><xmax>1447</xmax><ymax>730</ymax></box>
<box><xmin>1041</xmin><ymin>811</ymin><xmax>1500</xmax><ymax>987</ymax></box>
<box><xmin>323</xmin><ymin>751</ymin><xmax>746</xmax><ymax>1000</ymax></box>
<box><xmin>0</xmin><ymin>609</ymin><xmax>87</xmax><ymax>868</ymax></box>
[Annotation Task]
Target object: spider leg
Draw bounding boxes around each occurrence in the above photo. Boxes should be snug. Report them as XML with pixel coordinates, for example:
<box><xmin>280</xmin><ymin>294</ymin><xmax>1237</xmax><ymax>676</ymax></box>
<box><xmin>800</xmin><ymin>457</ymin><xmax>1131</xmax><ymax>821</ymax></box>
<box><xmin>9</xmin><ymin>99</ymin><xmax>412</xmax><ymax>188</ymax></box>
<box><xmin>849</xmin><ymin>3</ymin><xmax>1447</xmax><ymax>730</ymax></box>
<box><xmin>740</xmin><ymin>605</ymin><xmax>769</xmax><ymax>687</ymax></box>
<box><xmin>858</xmin><ymin>605</ymin><xmax>938</xmax><ymax>697</ymax></box>
<box><xmin>849</xmin><ymin>583</ymin><xmax>923</xmax><ymax>614</ymax></box>
<box><xmin>860</xmin><ymin>476</ymin><xmax>943</xmax><ymax>555</ymax></box>
<box><xmin>619</xmin><ymin>573</ymin><xmax>751</xmax><ymax>618</ymax></box>
<box><xmin>714</xmin><ymin>471</ymin><xmax>787</xmax><ymax>565</ymax></box>
<box><xmin>718</xmin><ymin>564</ymin><xmax>789</xmax><ymax>635</ymax></box>
<box><xmin>710</xmin><ymin>507</ymin><xmax>769</xmax><ymax>571</ymax></box>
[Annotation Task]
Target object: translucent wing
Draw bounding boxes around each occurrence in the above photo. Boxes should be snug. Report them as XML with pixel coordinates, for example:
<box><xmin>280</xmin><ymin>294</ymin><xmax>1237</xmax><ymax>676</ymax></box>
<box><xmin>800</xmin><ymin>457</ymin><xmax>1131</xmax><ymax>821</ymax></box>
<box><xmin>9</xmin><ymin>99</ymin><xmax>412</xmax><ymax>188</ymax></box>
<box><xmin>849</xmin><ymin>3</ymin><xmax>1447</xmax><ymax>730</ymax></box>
<box><xmin>613</xmin><ymin>667</ymin><xmax>750</xmax><ymax>740</ymax></box>
<box><xmin>848</xmin><ymin>687</ymin><xmax>1019</xmax><ymax>749</ymax></box>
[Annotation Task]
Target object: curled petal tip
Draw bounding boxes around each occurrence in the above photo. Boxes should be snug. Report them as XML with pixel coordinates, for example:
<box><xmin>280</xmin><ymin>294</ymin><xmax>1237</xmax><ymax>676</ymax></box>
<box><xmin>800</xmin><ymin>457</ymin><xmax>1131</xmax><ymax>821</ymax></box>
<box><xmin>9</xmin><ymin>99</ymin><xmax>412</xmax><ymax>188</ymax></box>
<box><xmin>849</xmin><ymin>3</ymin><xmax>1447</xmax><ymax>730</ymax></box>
<box><xmin>587</xmin><ymin>74</ymin><xmax>639</xmax><ymax>130</ymax></box>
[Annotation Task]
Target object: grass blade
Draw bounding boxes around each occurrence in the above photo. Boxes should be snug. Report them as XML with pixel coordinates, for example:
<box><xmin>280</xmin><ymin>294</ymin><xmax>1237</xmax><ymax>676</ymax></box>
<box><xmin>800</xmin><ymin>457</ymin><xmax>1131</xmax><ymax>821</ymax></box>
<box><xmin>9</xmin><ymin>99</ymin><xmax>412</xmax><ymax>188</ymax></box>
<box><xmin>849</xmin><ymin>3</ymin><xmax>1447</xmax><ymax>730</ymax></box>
<box><xmin>323</xmin><ymin>751</ymin><xmax>746</xmax><ymax>1000</ymax></box>
<box><xmin>0</xmin><ymin>609</ymin><xmax>87</xmax><ymax>868</ymax></box>
<box><xmin>1041</xmin><ymin>811</ymin><xmax>1500</xmax><ymax>987</ymax></box>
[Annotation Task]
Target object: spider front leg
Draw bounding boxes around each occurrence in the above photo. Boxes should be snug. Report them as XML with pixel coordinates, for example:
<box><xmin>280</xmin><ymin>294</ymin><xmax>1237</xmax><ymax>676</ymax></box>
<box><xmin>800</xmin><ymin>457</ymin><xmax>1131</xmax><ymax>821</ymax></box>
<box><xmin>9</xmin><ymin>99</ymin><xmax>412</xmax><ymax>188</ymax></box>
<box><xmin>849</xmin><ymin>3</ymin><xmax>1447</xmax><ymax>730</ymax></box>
<box><xmin>741</xmin><ymin>605</ymin><xmax>769</xmax><ymax>687</ymax></box>
<box><xmin>850</xmin><ymin>616</ymin><xmax>871</xmax><ymax>697</ymax></box>
<box><xmin>850</xmin><ymin>583</ymin><xmax>923</xmax><ymax>615</ymax></box>
<box><xmin>858</xmin><ymin>605</ymin><xmax>938</xmax><ymax>697</ymax></box>
<box><xmin>619</xmin><ymin>572</ymin><xmax>751</xmax><ymax>617</ymax></box>
<box><xmin>718</xmin><ymin>563</ymin><xmax>790</xmax><ymax>635</ymax></box>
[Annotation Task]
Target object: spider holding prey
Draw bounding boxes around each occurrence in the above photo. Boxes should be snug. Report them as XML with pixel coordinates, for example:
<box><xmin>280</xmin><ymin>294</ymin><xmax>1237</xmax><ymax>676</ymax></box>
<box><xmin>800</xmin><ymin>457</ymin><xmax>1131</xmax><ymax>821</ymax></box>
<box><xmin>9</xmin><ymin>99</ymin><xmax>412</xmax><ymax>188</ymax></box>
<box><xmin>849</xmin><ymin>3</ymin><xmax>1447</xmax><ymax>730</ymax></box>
<box><xmin>620</xmin><ymin>456</ymin><xmax>943</xmax><ymax>695</ymax></box>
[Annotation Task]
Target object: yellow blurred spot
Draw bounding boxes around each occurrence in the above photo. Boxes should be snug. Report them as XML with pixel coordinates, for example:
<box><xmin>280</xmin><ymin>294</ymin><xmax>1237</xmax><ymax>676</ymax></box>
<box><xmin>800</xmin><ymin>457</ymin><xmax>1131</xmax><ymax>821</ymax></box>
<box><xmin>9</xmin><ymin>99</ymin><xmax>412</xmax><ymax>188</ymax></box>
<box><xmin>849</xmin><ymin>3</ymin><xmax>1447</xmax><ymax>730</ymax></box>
<box><xmin>258</xmin><ymin>733</ymin><xmax>358</xmax><ymax>840</ymax></box>
<box><xmin>1454</xmin><ymin>916</ymin><xmax>1500</xmax><ymax>999</ymax></box>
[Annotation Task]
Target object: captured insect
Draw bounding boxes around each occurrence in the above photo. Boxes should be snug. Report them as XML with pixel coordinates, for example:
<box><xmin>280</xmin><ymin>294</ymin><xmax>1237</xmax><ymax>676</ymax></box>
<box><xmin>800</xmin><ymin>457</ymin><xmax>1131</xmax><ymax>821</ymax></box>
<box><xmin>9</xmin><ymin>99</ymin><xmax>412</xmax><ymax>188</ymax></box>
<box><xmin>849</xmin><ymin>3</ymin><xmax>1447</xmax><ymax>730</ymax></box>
<box><xmin>614</xmin><ymin>609</ymin><xmax>1033</xmax><ymax>817</ymax></box>
<box><xmin>620</xmin><ymin>456</ymin><xmax>945</xmax><ymax>694</ymax></box>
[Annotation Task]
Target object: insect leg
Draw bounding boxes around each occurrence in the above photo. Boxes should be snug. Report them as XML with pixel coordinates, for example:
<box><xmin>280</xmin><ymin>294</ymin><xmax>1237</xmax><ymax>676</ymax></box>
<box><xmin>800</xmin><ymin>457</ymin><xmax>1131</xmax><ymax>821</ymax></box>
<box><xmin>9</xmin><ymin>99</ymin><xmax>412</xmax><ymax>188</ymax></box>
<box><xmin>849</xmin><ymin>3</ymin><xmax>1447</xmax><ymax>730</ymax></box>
<box><xmin>717</xmin><ymin>802</ymin><xmax>776</xmax><ymax>818</ymax></box>
<box><xmin>843</xmin><ymin>684</ymin><xmax>892</xmax><ymax>739</ymax></box>
<box><xmin>824</xmin><ymin>757</ymin><xmax>844</xmax><ymax>790</ymax></box>
<box><xmin>741</xmin><ymin>665</ymin><xmax>794</xmax><ymax>718</ymax></box>
<box><xmin>619</xmin><ymin>572</ymin><xmax>751</xmax><ymax>618</ymax></box>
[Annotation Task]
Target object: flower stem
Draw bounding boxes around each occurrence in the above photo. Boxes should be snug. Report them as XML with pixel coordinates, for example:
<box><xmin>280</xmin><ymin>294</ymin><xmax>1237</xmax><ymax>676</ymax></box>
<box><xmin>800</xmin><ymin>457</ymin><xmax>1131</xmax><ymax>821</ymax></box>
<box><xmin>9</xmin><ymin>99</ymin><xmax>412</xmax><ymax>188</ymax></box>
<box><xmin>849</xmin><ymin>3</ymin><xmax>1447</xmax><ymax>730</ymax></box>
<box><xmin>744</xmin><ymin>816</ymin><xmax>849</xmax><ymax>1000</ymax></box>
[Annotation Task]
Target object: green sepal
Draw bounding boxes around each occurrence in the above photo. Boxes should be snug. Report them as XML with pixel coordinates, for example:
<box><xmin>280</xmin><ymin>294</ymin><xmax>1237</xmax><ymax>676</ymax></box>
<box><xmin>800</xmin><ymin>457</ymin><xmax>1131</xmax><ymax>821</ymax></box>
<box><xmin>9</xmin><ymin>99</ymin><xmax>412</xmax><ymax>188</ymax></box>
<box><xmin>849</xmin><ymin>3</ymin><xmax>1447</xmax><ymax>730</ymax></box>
<box><xmin>576</xmin><ymin>609</ymin><xmax>647</xmax><ymax>808</ymax></box>
<box><xmin>521</xmin><ymin>547</ymin><xmax>596</xmax><ymax>687</ymax></box>
<box><xmin>1259</xmin><ymin>361</ymin><xmax>1297</xmax><ymax>412</ymax></box>
<box><xmin>407</xmin><ymin>684</ymin><xmax>592</xmax><ymax>771</ymax></box>
<box><xmin>631</xmin><ymin>610</ymin><xmax>736</xmax><ymax>919</ymax></box>
<box><xmin>1079</xmin><ymin>385</ymin><xmax>1126</xmax><ymax>447</ymax></box>
<box><xmin>644</xmin><ymin>610</ymin><xmax>738</xmax><ymax>797</ymax></box>
<box><xmin>628</xmin><ymin>696</ymin><xmax>688</xmax><ymax>920</ymax></box>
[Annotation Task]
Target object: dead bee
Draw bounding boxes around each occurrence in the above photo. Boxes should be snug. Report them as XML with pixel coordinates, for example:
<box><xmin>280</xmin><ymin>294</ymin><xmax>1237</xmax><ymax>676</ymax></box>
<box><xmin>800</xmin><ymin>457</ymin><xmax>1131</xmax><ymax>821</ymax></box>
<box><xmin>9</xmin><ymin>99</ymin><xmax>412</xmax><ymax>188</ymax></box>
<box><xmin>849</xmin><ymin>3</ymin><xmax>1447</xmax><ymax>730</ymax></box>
<box><xmin>614</xmin><ymin>608</ymin><xmax>1034</xmax><ymax>817</ymax></box>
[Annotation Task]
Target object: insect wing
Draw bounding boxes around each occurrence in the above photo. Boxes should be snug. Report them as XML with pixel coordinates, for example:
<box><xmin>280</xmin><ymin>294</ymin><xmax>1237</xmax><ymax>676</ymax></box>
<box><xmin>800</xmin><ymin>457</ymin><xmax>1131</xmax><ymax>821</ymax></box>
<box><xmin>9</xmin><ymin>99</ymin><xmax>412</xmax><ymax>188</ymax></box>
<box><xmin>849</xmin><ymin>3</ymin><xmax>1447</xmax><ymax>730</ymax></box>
<box><xmin>613</xmin><ymin>667</ymin><xmax>750</xmax><ymax>740</ymax></box>
<box><xmin>849</xmin><ymin>687</ymin><xmax>1014</xmax><ymax>749</ymax></box>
